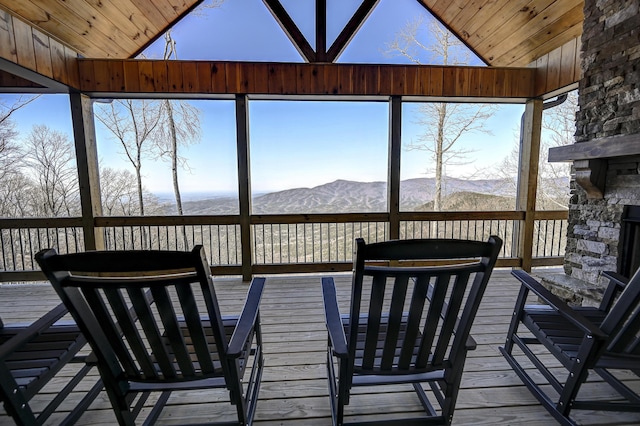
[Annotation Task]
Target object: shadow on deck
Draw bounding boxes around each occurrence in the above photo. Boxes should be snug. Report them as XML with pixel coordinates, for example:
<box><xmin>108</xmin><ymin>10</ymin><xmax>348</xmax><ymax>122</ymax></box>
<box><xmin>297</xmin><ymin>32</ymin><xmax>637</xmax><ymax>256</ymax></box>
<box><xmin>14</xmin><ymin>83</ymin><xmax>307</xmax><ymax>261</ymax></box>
<box><xmin>2</xmin><ymin>269</ymin><xmax>640</xmax><ymax>425</ymax></box>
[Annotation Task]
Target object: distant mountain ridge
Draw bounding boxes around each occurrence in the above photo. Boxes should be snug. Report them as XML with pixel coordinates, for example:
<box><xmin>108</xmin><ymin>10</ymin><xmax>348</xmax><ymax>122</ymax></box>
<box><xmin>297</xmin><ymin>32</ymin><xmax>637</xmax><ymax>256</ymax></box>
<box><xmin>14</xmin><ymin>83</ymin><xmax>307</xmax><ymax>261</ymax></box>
<box><xmin>178</xmin><ymin>177</ymin><xmax>522</xmax><ymax>215</ymax></box>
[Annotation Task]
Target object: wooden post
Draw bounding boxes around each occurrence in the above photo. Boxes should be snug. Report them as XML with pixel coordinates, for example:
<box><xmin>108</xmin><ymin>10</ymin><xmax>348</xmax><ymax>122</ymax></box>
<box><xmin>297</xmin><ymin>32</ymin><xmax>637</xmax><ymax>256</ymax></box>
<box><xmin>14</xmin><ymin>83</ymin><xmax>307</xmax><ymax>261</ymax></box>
<box><xmin>69</xmin><ymin>91</ymin><xmax>104</xmax><ymax>250</ymax></box>
<box><xmin>388</xmin><ymin>96</ymin><xmax>401</xmax><ymax>240</ymax></box>
<box><xmin>236</xmin><ymin>95</ymin><xmax>253</xmax><ymax>281</ymax></box>
<box><xmin>516</xmin><ymin>98</ymin><xmax>543</xmax><ymax>271</ymax></box>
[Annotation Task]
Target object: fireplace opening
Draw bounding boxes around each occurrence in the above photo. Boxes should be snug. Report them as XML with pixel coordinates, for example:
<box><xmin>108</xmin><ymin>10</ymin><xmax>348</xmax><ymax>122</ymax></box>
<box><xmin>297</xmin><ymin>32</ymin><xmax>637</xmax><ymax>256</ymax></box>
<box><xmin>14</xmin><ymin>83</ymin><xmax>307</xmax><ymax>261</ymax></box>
<box><xmin>619</xmin><ymin>205</ymin><xmax>640</xmax><ymax>279</ymax></box>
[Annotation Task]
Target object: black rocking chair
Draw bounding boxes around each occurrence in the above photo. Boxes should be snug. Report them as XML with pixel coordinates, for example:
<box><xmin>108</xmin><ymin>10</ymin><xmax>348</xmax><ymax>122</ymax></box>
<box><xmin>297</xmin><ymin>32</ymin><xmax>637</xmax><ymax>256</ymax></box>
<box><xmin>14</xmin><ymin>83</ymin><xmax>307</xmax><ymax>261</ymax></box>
<box><xmin>1</xmin><ymin>303</ymin><xmax>102</xmax><ymax>425</ymax></box>
<box><xmin>322</xmin><ymin>236</ymin><xmax>503</xmax><ymax>425</ymax></box>
<box><xmin>500</xmin><ymin>269</ymin><xmax>640</xmax><ymax>425</ymax></box>
<box><xmin>36</xmin><ymin>245</ymin><xmax>265</xmax><ymax>426</ymax></box>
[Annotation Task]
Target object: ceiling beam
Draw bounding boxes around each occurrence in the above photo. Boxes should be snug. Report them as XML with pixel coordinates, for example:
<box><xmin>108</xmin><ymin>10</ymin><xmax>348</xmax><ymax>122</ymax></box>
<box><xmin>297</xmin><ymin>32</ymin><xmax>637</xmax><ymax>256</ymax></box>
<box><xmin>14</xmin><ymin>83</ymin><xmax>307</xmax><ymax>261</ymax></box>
<box><xmin>326</xmin><ymin>0</ymin><xmax>380</xmax><ymax>62</ymax></box>
<box><xmin>262</xmin><ymin>0</ymin><xmax>316</xmax><ymax>62</ymax></box>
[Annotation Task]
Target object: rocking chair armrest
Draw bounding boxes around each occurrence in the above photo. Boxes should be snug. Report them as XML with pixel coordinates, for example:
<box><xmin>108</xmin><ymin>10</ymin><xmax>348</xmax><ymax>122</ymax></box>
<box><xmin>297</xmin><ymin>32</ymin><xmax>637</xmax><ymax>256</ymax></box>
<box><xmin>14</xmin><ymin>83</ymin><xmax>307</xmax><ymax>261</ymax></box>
<box><xmin>511</xmin><ymin>270</ymin><xmax>607</xmax><ymax>340</ymax></box>
<box><xmin>228</xmin><ymin>277</ymin><xmax>266</xmax><ymax>358</ymax></box>
<box><xmin>322</xmin><ymin>277</ymin><xmax>348</xmax><ymax>358</ymax></box>
<box><xmin>0</xmin><ymin>303</ymin><xmax>70</xmax><ymax>360</ymax></box>
<box><xmin>600</xmin><ymin>271</ymin><xmax>629</xmax><ymax>311</ymax></box>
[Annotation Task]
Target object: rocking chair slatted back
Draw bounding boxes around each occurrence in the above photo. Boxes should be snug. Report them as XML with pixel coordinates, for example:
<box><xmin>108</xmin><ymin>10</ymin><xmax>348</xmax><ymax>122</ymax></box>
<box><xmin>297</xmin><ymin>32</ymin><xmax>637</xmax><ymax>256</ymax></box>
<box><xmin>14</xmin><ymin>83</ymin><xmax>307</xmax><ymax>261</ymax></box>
<box><xmin>323</xmin><ymin>236</ymin><xmax>502</xmax><ymax>425</ymax></box>
<box><xmin>41</xmin><ymin>249</ymin><xmax>229</xmax><ymax>383</ymax></box>
<box><xmin>36</xmin><ymin>245</ymin><xmax>265</xmax><ymax>426</ymax></box>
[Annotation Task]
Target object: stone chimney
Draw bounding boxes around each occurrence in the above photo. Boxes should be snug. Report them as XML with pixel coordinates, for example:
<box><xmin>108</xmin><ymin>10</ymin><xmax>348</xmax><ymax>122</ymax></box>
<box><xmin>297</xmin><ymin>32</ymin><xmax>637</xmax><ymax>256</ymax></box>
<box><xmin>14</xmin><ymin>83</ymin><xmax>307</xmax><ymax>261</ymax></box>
<box><xmin>543</xmin><ymin>0</ymin><xmax>640</xmax><ymax>305</ymax></box>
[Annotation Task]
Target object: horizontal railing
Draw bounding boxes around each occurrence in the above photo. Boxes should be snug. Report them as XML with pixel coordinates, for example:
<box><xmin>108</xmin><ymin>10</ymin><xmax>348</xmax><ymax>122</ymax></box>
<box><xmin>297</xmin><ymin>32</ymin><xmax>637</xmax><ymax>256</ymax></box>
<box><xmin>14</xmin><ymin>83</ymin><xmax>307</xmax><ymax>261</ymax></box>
<box><xmin>0</xmin><ymin>210</ymin><xmax>568</xmax><ymax>281</ymax></box>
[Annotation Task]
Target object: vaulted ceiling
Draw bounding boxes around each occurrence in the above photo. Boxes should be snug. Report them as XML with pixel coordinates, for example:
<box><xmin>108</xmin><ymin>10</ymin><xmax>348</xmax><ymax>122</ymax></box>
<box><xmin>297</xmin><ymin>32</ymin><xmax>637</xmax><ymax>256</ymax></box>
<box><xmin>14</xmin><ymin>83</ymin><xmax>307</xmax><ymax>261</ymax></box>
<box><xmin>0</xmin><ymin>0</ymin><xmax>583</xmax><ymax>67</ymax></box>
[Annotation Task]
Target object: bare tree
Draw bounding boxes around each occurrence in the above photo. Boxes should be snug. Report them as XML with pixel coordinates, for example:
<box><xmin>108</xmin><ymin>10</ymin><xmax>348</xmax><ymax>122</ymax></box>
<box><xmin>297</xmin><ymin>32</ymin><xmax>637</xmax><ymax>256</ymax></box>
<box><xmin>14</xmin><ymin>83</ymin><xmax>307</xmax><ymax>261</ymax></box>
<box><xmin>537</xmin><ymin>92</ymin><xmax>577</xmax><ymax>209</ymax></box>
<box><xmin>100</xmin><ymin>167</ymin><xmax>164</xmax><ymax>216</ymax></box>
<box><xmin>0</xmin><ymin>95</ymin><xmax>39</xmax><ymax>191</ymax></box>
<box><xmin>386</xmin><ymin>17</ymin><xmax>495</xmax><ymax>211</ymax></box>
<box><xmin>23</xmin><ymin>125</ymin><xmax>79</xmax><ymax>217</ymax></box>
<box><xmin>157</xmin><ymin>31</ymin><xmax>202</xmax><ymax>215</ymax></box>
<box><xmin>497</xmin><ymin>92</ymin><xmax>577</xmax><ymax>210</ymax></box>
<box><xmin>96</xmin><ymin>99</ymin><xmax>162</xmax><ymax>215</ymax></box>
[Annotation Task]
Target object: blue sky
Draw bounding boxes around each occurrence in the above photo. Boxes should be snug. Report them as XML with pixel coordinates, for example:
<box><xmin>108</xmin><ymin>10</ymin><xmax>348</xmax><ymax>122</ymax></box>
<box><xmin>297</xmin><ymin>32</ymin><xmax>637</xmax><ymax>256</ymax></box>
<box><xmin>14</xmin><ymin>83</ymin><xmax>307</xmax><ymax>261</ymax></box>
<box><xmin>4</xmin><ymin>0</ymin><xmax>525</xmax><ymax>195</ymax></box>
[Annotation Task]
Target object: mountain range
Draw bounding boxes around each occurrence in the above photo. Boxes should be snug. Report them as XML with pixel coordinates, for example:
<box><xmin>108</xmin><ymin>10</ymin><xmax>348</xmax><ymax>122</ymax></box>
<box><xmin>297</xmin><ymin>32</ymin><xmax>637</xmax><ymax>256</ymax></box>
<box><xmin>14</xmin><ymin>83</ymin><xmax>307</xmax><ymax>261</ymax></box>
<box><xmin>177</xmin><ymin>177</ymin><xmax>522</xmax><ymax>215</ymax></box>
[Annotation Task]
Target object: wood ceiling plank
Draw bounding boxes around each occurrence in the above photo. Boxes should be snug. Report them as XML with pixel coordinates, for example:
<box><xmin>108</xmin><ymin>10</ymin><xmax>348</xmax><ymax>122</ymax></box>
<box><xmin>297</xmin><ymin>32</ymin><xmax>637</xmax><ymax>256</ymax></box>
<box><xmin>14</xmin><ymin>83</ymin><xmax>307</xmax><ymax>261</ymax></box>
<box><xmin>475</xmin><ymin>0</ymin><xmax>582</xmax><ymax>61</ymax></box>
<box><xmin>85</xmin><ymin>0</ymin><xmax>160</xmax><ymax>43</ymax></box>
<box><xmin>48</xmin><ymin>0</ymin><xmax>142</xmax><ymax>55</ymax></box>
<box><xmin>504</xmin><ymin>23</ymin><xmax>583</xmax><ymax>67</ymax></box>
<box><xmin>447</xmin><ymin>0</ymin><xmax>531</xmax><ymax>52</ymax></box>
<box><xmin>128</xmin><ymin>0</ymin><xmax>171</xmax><ymax>28</ymax></box>
<box><xmin>462</xmin><ymin>0</ymin><xmax>544</xmax><ymax>59</ymax></box>
<box><xmin>417</xmin><ymin>0</ymin><xmax>448</xmax><ymax>18</ymax></box>
<box><xmin>433</xmin><ymin>0</ymin><xmax>476</xmax><ymax>29</ymax></box>
<box><xmin>499</xmin><ymin>7</ymin><xmax>583</xmax><ymax>66</ymax></box>
<box><xmin>154</xmin><ymin>0</ymin><xmax>190</xmax><ymax>22</ymax></box>
<box><xmin>0</xmin><ymin>1</ymin><xmax>113</xmax><ymax>57</ymax></box>
<box><xmin>447</xmin><ymin>0</ymin><xmax>493</xmax><ymax>31</ymax></box>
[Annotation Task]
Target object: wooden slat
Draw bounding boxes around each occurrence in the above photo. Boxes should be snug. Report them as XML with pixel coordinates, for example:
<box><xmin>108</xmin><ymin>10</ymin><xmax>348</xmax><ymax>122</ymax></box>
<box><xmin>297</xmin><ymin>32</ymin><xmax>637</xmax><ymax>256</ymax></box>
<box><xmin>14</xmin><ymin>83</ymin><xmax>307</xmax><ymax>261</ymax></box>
<box><xmin>532</xmin><ymin>37</ymin><xmax>582</xmax><ymax>96</ymax></box>
<box><xmin>0</xmin><ymin>9</ymin><xmax>17</xmax><ymax>62</ymax></box>
<box><xmin>12</xmin><ymin>17</ymin><xmax>37</xmax><ymax>71</ymax></box>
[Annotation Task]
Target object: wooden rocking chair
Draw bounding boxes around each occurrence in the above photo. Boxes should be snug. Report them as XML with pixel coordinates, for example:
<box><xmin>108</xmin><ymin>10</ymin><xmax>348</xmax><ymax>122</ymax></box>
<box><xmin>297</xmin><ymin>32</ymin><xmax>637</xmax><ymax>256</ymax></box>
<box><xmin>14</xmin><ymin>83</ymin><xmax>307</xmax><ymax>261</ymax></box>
<box><xmin>500</xmin><ymin>269</ymin><xmax>640</xmax><ymax>425</ymax></box>
<box><xmin>322</xmin><ymin>236</ymin><xmax>503</xmax><ymax>425</ymax></box>
<box><xmin>1</xmin><ymin>303</ymin><xmax>102</xmax><ymax>425</ymax></box>
<box><xmin>36</xmin><ymin>245</ymin><xmax>265</xmax><ymax>426</ymax></box>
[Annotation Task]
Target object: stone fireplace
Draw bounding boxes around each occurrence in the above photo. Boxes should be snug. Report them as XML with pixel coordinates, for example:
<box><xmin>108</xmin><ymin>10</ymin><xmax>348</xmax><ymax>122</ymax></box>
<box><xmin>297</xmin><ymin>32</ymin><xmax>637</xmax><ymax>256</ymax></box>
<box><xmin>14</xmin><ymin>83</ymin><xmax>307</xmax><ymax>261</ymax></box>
<box><xmin>541</xmin><ymin>0</ymin><xmax>640</xmax><ymax>305</ymax></box>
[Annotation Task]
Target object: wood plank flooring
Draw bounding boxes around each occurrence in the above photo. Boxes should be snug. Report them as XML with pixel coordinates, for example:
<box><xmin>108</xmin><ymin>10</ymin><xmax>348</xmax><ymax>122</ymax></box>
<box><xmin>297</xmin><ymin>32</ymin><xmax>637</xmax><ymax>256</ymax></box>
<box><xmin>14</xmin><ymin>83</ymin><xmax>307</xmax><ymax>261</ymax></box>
<box><xmin>2</xmin><ymin>269</ymin><xmax>640</xmax><ymax>425</ymax></box>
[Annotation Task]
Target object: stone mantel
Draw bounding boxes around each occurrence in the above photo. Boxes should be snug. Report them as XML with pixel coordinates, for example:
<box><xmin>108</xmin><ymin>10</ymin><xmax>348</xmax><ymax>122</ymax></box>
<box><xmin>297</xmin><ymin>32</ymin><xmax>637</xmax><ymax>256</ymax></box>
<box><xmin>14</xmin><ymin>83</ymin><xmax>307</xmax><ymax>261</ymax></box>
<box><xmin>548</xmin><ymin>134</ymin><xmax>640</xmax><ymax>199</ymax></box>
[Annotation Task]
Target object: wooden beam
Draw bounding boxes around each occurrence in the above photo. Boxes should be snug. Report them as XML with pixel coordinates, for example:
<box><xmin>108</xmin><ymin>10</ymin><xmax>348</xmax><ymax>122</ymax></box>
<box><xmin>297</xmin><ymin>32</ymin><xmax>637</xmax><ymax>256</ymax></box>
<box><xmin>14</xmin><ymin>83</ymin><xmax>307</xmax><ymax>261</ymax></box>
<box><xmin>388</xmin><ymin>96</ymin><xmax>401</xmax><ymax>240</ymax></box>
<box><xmin>315</xmin><ymin>0</ymin><xmax>327</xmax><ymax>62</ymax></box>
<box><xmin>262</xmin><ymin>0</ymin><xmax>316</xmax><ymax>62</ymax></box>
<box><xmin>235</xmin><ymin>95</ymin><xmax>253</xmax><ymax>282</ymax></box>
<box><xmin>326</xmin><ymin>0</ymin><xmax>380</xmax><ymax>62</ymax></box>
<box><xmin>516</xmin><ymin>99</ymin><xmax>543</xmax><ymax>272</ymax></box>
<box><xmin>69</xmin><ymin>91</ymin><xmax>104</xmax><ymax>250</ymax></box>
<box><xmin>77</xmin><ymin>60</ymin><xmax>537</xmax><ymax>98</ymax></box>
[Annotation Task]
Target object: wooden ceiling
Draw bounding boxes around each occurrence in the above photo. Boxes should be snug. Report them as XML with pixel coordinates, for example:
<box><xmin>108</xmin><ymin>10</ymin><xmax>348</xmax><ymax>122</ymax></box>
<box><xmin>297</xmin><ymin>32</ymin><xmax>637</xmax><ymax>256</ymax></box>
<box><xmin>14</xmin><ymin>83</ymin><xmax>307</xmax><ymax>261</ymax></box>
<box><xmin>0</xmin><ymin>0</ymin><xmax>203</xmax><ymax>59</ymax></box>
<box><xmin>419</xmin><ymin>0</ymin><xmax>584</xmax><ymax>67</ymax></box>
<box><xmin>0</xmin><ymin>0</ymin><xmax>583</xmax><ymax>66</ymax></box>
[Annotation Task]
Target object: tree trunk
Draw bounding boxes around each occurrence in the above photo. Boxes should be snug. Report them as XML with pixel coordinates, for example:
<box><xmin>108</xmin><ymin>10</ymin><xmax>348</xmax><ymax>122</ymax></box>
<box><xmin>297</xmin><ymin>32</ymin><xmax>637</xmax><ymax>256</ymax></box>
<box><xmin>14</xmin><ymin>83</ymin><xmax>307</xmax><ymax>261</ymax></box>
<box><xmin>434</xmin><ymin>103</ymin><xmax>447</xmax><ymax>212</ymax></box>
<box><xmin>164</xmin><ymin>100</ymin><xmax>183</xmax><ymax>215</ymax></box>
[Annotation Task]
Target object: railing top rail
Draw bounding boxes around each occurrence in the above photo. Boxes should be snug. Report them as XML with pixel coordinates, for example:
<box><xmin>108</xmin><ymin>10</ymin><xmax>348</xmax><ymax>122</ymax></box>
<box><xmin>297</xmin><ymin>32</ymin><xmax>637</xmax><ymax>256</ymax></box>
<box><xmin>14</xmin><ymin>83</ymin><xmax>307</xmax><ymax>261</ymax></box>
<box><xmin>0</xmin><ymin>217</ymin><xmax>83</xmax><ymax>228</ymax></box>
<box><xmin>1</xmin><ymin>211</ymin><xmax>569</xmax><ymax>230</ymax></box>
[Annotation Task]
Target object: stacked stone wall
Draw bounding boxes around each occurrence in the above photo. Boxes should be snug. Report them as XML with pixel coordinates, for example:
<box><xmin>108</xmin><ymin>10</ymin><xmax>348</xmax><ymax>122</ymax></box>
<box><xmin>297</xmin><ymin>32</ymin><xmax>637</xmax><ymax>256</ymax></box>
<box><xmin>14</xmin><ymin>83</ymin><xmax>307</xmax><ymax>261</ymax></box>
<box><xmin>565</xmin><ymin>0</ymin><xmax>640</xmax><ymax>286</ymax></box>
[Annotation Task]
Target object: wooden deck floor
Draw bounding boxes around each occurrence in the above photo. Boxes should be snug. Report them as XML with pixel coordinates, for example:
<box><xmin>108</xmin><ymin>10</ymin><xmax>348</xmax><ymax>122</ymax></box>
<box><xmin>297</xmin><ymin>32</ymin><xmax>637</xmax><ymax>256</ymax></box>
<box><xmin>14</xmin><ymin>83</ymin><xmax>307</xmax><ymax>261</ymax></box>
<box><xmin>2</xmin><ymin>269</ymin><xmax>640</xmax><ymax>425</ymax></box>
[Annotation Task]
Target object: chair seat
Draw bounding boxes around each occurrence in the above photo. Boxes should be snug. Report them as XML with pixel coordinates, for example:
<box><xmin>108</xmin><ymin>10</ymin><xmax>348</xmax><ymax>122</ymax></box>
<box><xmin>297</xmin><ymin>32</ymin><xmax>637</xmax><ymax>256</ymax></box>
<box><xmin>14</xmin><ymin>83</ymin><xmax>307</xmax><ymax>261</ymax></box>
<box><xmin>1</xmin><ymin>321</ymin><xmax>86</xmax><ymax>399</ymax></box>
<box><xmin>501</xmin><ymin>269</ymin><xmax>640</xmax><ymax>426</ymax></box>
<box><xmin>521</xmin><ymin>305</ymin><xmax>607</xmax><ymax>367</ymax></box>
